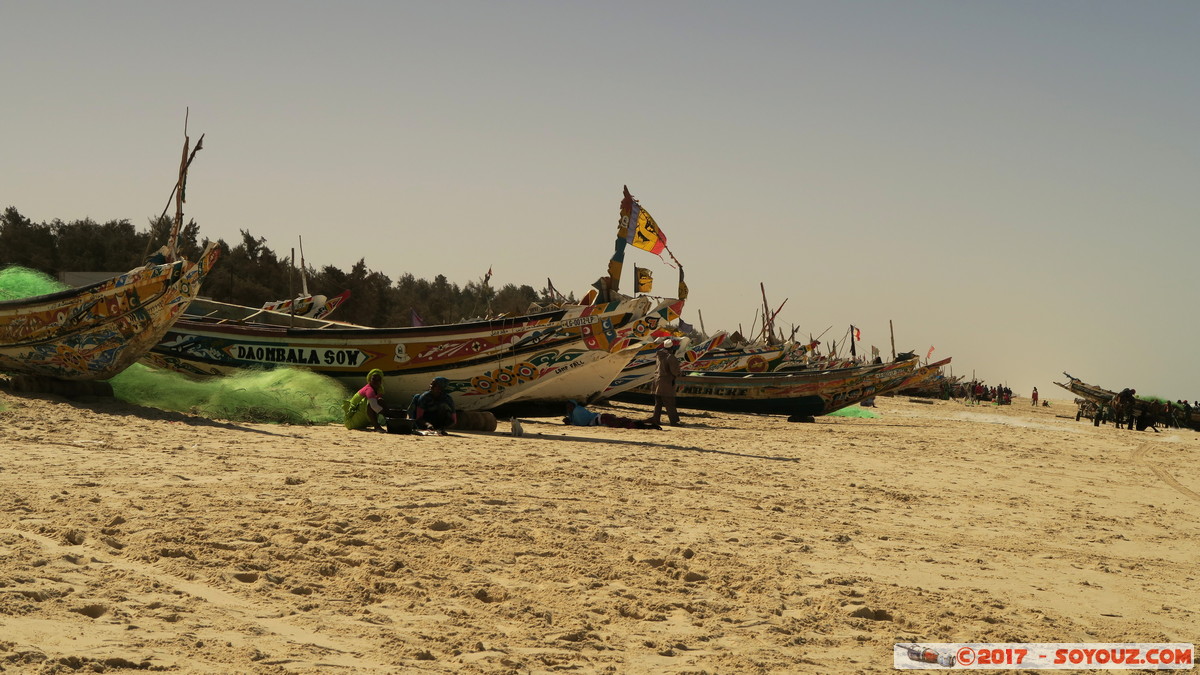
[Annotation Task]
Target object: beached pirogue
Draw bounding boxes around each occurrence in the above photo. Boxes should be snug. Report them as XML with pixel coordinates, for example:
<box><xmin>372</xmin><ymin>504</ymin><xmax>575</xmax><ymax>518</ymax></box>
<box><xmin>144</xmin><ymin>186</ymin><xmax>689</xmax><ymax>411</ymax></box>
<box><xmin>0</xmin><ymin>129</ymin><xmax>219</xmax><ymax>395</ymax></box>
<box><xmin>0</xmin><ymin>248</ymin><xmax>219</xmax><ymax>393</ymax></box>
<box><xmin>145</xmin><ymin>295</ymin><xmax>677</xmax><ymax>410</ymax></box>
<box><xmin>619</xmin><ymin>356</ymin><xmax>951</xmax><ymax>419</ymax></box>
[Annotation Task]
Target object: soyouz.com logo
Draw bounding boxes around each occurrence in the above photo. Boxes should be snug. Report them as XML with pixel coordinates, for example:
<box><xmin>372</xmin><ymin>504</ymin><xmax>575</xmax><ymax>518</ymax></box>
<box><xmin>894</xmin><ymin>643</ymin><xmax>1194</xmax><ymax>669</ymax></box>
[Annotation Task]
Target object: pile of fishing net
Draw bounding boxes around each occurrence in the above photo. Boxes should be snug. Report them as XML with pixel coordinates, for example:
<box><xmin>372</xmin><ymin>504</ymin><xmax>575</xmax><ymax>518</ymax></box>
<box><xmin>109</xmin><ymin>364</ymin><xmax>346</xmax><ymax>424</ymax></box>
<box><xmin>0</xmin><ymin>266</ymin><xmax>68</xmax><ymax>299</ymax></box>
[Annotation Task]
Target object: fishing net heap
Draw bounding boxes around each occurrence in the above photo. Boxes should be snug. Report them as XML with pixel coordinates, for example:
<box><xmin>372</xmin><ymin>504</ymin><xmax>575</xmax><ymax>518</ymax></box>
<box><xmin>2</xmin><ymin>265</ymin><xmax>347</xmax><ymax>424</ymax></box>
<box><xmin>0</xmin><ymin>266</ymin><xmax>68</xmax><ymax>300</ymax></box>
<box><xmin>109</xmin><ymin>364</ymin><xmax>346</xmax><ymax>425</ymax></box>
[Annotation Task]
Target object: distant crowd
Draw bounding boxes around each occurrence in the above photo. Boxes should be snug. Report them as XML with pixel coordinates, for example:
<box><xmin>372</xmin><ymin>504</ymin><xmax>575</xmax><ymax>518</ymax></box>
<box><xmin>950</xmin><ymin>381</ymin><xmax>1013</xmax><ymax>405</ymax></box>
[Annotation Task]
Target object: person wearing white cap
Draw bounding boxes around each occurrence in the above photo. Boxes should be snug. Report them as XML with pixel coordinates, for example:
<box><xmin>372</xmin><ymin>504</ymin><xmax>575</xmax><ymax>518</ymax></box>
<box><xmin>649</xmin><ymin>337</ymin><xmax>682</xmax><ymax>427</ymax></box>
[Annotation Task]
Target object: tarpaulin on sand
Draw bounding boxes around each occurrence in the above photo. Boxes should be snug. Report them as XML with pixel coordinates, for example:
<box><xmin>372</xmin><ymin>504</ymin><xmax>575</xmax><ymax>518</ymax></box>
<box><xmin>828</xmin><ymin>405</ymin><xmax>878</xmax><ymax>419</ymax></box>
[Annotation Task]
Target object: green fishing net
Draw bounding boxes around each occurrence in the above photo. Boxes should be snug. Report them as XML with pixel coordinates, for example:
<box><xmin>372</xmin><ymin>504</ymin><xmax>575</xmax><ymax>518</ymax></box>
<box><xmin>2</xmin><ymin>265</ymin><xmax>347</xmax><ymax>424</ymax></box>
<box><xmin>0</xmin><ymin>266</ymin><xmax>68</xmax><ymax>300</ymax></box>
<box><xmin>828</xmin><ymin>405</ymin><xmax>878</xmax><ymax>419</ymax></box>
<box><xmin>109</xmin><ymin>364</ymin><xmax>346</xmax><ymax>424</ymax></box>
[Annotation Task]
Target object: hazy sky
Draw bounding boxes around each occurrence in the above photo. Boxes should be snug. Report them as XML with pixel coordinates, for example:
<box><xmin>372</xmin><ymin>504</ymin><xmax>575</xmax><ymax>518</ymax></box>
<box><xmin>4</xmin><ymin>1</ymin><xmax>1197</xmax><ymax>400</ymax></box>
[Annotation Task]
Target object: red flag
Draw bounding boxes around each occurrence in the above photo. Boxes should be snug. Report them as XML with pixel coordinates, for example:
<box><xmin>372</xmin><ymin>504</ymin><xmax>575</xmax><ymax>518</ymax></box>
<box><xmin>926</xmin><ymin>345</ymin><xmax>935</xmax><ymax>359</ymax></box>
<box><xmin>853</xmin><ymin>327</ymin><xmax>861</xmax><ymax>341</ymax></box>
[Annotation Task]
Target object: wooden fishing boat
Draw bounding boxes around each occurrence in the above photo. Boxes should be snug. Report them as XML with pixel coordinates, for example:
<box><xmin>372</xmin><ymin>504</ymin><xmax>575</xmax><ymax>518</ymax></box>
<box><xmin>887</xmin><ymin>358</ymin><xmax>952</xmax><ymax>396</ymax></box>
<box><xmin>502</xmin><ymin>342</ymin><xmax>645</xmax><ymax>406</ymax></box>
<box><xmin>144</xmin><ymin>185</ymin><xmax>689</xmax><ymax>410</ymax></box>
<box><xmin>1</xmin><ymin>125</ymin><xmax>219</xmax><ymax>391</ymax></box>
<box><xmin>684</xmin><ymin>341</ymin><xmax>789</xmax><ymax>373</ymax></box>
<box><xmin>618</xmin><ymin>357</ymin><xmax>921</xmax><ymax>417</ymax></box>
<box><xmin>143</xmin><ymin>295</ymin><xmax>679</xmax><ymax>410</ymax></box>
<box><xmin>0</xmin><ymin>245</ymin><xmax>220</xmax><ymax>388</ymax></box>
<box><xmin>260</xmin><ymin>289</ymin><xmax>350</xmax><ymax>319</ymax></box>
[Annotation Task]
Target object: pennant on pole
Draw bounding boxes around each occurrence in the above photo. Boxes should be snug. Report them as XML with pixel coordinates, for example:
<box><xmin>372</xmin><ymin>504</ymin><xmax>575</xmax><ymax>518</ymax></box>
<box><xmin>926</xmin><ymin>345</ymin><xmax>935</xmax><ymax>360</ymax></box>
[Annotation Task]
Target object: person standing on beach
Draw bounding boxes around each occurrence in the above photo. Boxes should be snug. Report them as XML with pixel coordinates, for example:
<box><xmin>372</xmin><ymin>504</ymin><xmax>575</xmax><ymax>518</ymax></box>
<box><xmin>344</xmin><ymin>369</ymin><xmax>387</xmax><ymax>432</ymax></box>
<box><xmin>649</xmin><ymin>338</ymin><xmax>683</xmax><ymax>427</ymax></box>
<box><xmin>1031</xmin><ymin>387</ymin><xmax>1038</xmax><ymax>406</ymax></box>
<box><xmin>410</xmin><ymin>376</ymin><xmax>457</xmax><ymax>434</ymax></box>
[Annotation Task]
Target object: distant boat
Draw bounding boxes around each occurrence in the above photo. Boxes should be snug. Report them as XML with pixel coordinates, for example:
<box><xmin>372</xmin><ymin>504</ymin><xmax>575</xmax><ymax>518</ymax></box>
<box><xmin>260</xmin><ymin>289</ymin><xmax>350</xmax><ymax>320</ymax></box>
<box><xmin>889</xmin><ymin>357</ymin><xmax>953</xmax><ymax>396</ymax></box>
<box><xmin>619</xmin><ymin>357</ymin><xmax>923</xmax><ymax>418</ymax></box>
<box><xmin>684</xmin><ymin>341</ymin><xmax>789</xmax><ymax>373</ymax></box>
<box><xmin>1054</xmin><ymin>372</ymin><xmax>1197</xmax><ymax>431</ymax></box>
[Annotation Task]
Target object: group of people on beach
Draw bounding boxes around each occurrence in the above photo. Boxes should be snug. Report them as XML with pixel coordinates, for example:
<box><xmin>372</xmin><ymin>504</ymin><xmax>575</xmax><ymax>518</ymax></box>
<box><xmin>343</xmin><ymin>370</ymin><xmax>457</xmax><ymax>435</ymax></box>
<box><xmin>954</xmin><ymin>381</ymin><xmax>1014</xmax><ymax>405</ymax></box>
<box><xmin>342</xmin><ymin>335</ymin><xmax>685</xmax><ymax>434</ymax></box>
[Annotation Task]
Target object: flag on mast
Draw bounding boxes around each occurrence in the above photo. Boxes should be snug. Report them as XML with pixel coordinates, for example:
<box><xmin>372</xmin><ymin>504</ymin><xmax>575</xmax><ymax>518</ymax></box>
<box><xmin>634</xmin><ymin>266</ymin><xmax>653</xmax><ymax>293</ymax></box>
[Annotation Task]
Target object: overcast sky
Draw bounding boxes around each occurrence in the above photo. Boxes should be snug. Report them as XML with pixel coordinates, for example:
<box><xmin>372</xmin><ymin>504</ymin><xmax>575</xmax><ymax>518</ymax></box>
<box><xmin>4</xmin><ymin>1</ymin><xmax>1197</xmax><ymax>400</ymax></box>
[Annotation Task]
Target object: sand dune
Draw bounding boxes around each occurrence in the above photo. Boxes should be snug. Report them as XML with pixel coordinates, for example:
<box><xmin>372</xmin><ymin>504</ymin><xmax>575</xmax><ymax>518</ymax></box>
<box><xmin>1</xmin><ymin>391</ymin><xmax>1196</xmax><ymax>673</ymax></box>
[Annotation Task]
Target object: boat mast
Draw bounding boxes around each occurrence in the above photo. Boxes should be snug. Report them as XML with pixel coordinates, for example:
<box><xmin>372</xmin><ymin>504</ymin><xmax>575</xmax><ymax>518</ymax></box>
<box><xmin>159</xmin><ymin>110</ymin><xmax>204</xmax><ymax>262</ymax></box>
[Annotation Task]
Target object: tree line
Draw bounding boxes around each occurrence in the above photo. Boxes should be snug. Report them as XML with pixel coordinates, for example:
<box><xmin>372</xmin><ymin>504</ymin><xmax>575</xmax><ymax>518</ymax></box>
<box><xmin>0</xmin><ymin>207</ymin><xmax>574</xmax><ymax>326</ymax></box>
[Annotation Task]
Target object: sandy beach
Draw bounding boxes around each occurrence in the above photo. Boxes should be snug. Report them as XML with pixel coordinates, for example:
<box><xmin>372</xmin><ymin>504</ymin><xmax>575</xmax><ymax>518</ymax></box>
<box><xmin>1</xmin><ymin>390</ymin><xmax>1197</xmax><ymax>673</ymax></box>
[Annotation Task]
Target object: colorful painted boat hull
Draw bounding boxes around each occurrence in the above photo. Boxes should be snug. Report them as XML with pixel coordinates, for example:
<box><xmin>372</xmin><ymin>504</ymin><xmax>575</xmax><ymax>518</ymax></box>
<box><xmin>503</xmin><ymin>343</ymin><xmax>644</xmax><ymax>406</ymax></box>
<box><xmin>684</xmin><ymin>343</ymin><xmax>788</xmax><ymax>373</ymax></box>
<box><xmin>0</xmin><ymin>244</ymin><xmax>220</xmax><ymax>381</ymax></box>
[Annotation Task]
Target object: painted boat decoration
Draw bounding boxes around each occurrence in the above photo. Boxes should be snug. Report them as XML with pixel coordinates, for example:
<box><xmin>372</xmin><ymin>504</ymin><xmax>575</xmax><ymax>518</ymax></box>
<box><xmin>503</xmin><ymin>342</ymin><xmax>645</xmax><ymax>406</ymax></box>
<box><xmin>684</xmin><ymin>341</ymin><xmax>789</xmax><ymax>374</ymax></box>
<box><xmin>884</xmin><ymin>357</ymin><xmax>952</xmax><ymax>396</ymax></box>
<box><xmin>0</xmin><ymin>244</ymin><xmax>220</xmax><ymax>382</ymax></box>
<box><xmin>618</xmin><ymin>357</ymin><xmax>922</xmax><ymax>417</ymax></box>
<box><xmin>261</xmin><ymin>289</ymin><xmax>350</xmax><ymax>320</ymax></box>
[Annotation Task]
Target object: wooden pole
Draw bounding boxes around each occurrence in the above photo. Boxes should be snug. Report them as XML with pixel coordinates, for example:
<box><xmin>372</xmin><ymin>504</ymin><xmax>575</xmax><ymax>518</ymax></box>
<box><xmin>288</xmin><ymin>248</ymin><xmax>296</xmax><ymax>327</ymax></box>
<box><xmin>759</xmin><ymin>283</ymin><xmax>770</xmax><ymax>342</ymax></box>
<box><xmin>698</xmin><ymin>309</ymin><xmax>707</xmax><ymax>336</ymax></box>
<box><xmin>298</xmin><ymin>236</ymin><xmax>310</xmax><ymax>296</ymax></box>
<box><xmin>889</xmin><ymin>320</ymin><xmax>896</xmax><ymax>360</ymax></box>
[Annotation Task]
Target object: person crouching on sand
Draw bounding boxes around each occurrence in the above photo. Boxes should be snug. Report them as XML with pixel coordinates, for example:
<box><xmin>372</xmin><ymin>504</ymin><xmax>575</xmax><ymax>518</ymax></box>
<box><xmin>344</xmin><ymin>369</ymin><xmax>387</xmax><ymax>432</ymax></box>
<box><xmin>410</xmin><ymin>376</ymin><xmax>457</xmax><ymax>435</ymax></box>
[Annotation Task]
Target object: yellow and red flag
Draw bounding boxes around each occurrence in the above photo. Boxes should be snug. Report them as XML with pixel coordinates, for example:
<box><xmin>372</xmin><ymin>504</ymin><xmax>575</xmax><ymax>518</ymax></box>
<box><xmin>620</xmin><ymin>187</ymin><xmax>668</xmax><ymax>256</ymax></box>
